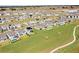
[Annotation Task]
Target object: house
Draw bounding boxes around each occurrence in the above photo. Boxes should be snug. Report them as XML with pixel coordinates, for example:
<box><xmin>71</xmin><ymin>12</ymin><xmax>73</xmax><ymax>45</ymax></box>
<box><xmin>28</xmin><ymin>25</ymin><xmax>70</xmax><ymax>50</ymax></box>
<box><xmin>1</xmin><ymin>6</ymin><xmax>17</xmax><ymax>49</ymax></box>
<box><xmin>65</xmin><ymin>10</ymin><xmax>78</xmax><ymax>13</ymax></box>
<box><xmin>16</xmin><ymin>27</ymin><xmax>32</xmax><ymax>36</ymax></box>
<box><xmin>27</xmin><ymin>21</ymin><xmax>37</xmax><ymax>27</ymax></box>
<box><xmin>0</xmin><ymin>34</ymin><xmax>7</xmax><ymax>41</ymax></box>
<box><xmin>66</xmin><ymin>13</ymin><xmax>79</xmax><ymax>19</ymax></box>
<box><xmin>16</xmin><ymin>29</ymin><xmax>26</xmax><ymax>36</ymax></box>
<box><xmin>1</xmin><ymin>25</ymin><xmax>9</xmax><ymax>31</ymax></box>
<box><xmin>6</xmin><ymin>31</ymin><xmax>20</xmax><ymax>41</ymax></box>
<box><xmin>0</xmin><ymin>18</ymin><xmax>6</xmax><ymax>23</ymax></box>
<box><xmin>4</xmin><ymin>12</ymin><xmax>10</xmax><ymax>16</ymax></box>
<box><xmin>8</xmin><ymin>24</ymin><xmax>16</xmax><ymax>30</ymax></box>
<box><xmin>15</xmin><ymin>24</ymin><xmax>21</xmax><ymax>28</ymax></box>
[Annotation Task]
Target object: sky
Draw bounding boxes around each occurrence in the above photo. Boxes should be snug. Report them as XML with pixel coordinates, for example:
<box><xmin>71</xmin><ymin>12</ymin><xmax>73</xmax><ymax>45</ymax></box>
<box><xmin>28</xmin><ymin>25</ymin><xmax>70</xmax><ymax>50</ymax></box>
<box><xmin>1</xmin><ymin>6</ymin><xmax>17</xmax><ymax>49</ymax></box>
<box><xmin>0</xmin><ymin>0</ymin><xmax>79</xmax><ymax>6</ymax></box>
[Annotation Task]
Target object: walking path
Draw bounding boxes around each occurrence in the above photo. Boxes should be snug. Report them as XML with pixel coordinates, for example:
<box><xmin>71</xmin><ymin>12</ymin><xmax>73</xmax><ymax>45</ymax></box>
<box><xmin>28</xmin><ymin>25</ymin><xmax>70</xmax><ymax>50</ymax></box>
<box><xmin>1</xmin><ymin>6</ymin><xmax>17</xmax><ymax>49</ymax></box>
<box><xmin>50</xmin><ymin>25</ymin><xmax>79</xmax><ymax>53</ymax></box>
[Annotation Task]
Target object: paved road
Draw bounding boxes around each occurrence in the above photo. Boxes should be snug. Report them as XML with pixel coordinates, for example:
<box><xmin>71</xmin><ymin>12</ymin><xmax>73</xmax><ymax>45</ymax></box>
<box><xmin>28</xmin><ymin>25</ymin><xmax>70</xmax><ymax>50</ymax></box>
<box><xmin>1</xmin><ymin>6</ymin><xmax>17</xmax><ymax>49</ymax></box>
<box><xmin>50</xmin><ymin>25</ymin><xmax>79</xmax><ymax>53</ymax></box>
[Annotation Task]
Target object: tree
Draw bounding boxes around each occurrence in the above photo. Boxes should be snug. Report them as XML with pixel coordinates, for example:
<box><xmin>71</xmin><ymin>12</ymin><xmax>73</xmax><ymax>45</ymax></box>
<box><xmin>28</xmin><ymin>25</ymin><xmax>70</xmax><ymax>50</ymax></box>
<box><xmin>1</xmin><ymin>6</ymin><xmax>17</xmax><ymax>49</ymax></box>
<box><xmin>10</xmin><ymin>8</ymin><xmax>16</xmax><ymax>11</ymax></box>
<box><xmin>0</xmin><ymin>8</ymin><xmax>6</xmax><ymax>11</ymax></box>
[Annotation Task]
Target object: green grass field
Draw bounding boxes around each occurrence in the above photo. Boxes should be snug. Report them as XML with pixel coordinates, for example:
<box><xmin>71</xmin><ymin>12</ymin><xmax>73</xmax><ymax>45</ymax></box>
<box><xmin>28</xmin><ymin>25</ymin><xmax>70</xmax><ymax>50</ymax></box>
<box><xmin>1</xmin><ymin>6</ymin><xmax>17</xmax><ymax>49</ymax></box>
<box><xmin>0</xmin><ymin>23</ymin><xmax>76</xmax><ymax>53</ymax></box>
<box><xmin>56</xmin><ymin>25</ymin><xmax>79</xmax><ymax>53</ymax></box>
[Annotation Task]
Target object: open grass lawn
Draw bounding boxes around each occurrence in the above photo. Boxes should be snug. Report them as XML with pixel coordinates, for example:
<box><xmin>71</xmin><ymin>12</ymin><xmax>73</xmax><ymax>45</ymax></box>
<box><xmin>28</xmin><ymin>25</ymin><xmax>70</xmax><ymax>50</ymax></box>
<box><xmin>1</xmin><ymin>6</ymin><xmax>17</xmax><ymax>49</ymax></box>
<box><xmin>0</xmin><ymin>23</ymin><xmax>75</xmax><ymax>53</ymax></box>
<box><xmin>54</xmin><ymin>20</ymin><xmax>79</xmax><ymax>53</ymax></box>
<box><xmin>56</xmin><ymin>23</ymin><xmax>79</xmax><ymax>53</ymax></box>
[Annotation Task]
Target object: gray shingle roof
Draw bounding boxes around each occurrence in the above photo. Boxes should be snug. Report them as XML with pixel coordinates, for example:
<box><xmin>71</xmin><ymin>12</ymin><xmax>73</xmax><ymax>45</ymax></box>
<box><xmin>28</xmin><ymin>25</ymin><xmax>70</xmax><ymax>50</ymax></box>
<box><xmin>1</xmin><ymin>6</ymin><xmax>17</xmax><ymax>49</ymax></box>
<box><xmin>0</xmin><ymin>34</ymin><xmax>7</xmax><ymax>41</ymax></box>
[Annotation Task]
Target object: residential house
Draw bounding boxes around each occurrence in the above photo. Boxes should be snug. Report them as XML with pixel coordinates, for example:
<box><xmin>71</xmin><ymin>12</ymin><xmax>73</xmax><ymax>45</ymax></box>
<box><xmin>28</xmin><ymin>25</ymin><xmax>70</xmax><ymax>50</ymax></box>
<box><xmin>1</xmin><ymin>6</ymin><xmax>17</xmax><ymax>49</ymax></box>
<box><xmin>1</xmin><ymin>25</ymin><xmax>9</xmax><ymax>31</ymax></box>
<box><xmin>8</xmin><ymin>24</ymin><xmax>16</xmax><ymax>30</ymax></box>
<box><xmin>0</xmin><ymin>18</ymin><xmax>6</xmax><ymax>23</ymax></box>
<box><xmin>16</xmin><ymin>29</ymin><xmax>26</xmax><ymax>36</ymax></box>
<box><xmin>6</xmin><ymin>31</ymin><xmax>20</xmax><ymax>41</ymax></box>
<box><xmin>0</xmin><ymin>34</ymin><xmax>7</xmax><ymax>41</ymax></box>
